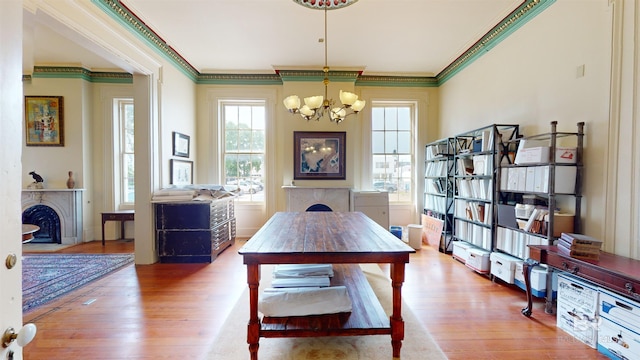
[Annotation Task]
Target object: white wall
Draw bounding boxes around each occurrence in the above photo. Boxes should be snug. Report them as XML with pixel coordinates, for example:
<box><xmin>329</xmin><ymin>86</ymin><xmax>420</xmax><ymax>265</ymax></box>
<box><xmin>439</xmin><ymin>0</ymin><xmax>626</xmax><ymax>254</ymax></box>
<box><xmin>160</xmin><ymin>67</ymin><xmax>197</xmax><ymax>187</ymax></box>
<box><xmin>23</xmin><ymin>79</ymin><xmax>88</xmax><ymax>189</ymax></box>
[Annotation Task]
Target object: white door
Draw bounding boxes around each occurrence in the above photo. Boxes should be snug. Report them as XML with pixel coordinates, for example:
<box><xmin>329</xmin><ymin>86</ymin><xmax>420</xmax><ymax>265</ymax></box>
<box><xmin>1</xmin><ymin>1</ymin><xmax>28</xmax><ymax>358</ymax></box>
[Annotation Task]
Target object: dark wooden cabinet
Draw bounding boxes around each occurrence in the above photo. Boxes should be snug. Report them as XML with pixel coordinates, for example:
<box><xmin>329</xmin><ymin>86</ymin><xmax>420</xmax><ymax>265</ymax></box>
<box><xmin>154</xmin><ymin>198</ymin><xmax>236</xmax><ymax>263</ymax></box>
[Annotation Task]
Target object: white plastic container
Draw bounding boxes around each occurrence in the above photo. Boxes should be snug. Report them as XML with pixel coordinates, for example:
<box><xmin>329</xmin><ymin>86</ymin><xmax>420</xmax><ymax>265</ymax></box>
<box><xmin>407</xmin><ymin>224</ymin><xmax>422</xmax><ymax>250</ymax></box>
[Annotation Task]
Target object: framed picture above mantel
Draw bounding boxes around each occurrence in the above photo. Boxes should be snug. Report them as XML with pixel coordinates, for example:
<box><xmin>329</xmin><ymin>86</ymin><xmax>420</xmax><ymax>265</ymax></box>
<box><xmin>24</xmin><ymin>96</ymin><xmax>64</xmax><ymax>146</ymax></box>
<box><xmin>294</xmin><ymin>131</ymin><xmax>346</xmax><ymax>180</ymax></box>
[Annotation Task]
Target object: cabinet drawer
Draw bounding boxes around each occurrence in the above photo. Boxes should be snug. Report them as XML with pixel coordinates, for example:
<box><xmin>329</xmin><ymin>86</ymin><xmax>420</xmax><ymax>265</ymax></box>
<box><xmin>155</xmin><ymin>202</ymin><xmax>211</xmax><ymax>229</ymax></box>
<box><xmin>157</xmin><ymin>230</ymin><xmax>213</xmax><ymax>256</ymax></box>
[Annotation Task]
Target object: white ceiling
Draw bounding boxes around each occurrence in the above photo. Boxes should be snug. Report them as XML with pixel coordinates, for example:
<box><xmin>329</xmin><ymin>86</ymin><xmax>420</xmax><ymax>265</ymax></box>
<box><xmin>24</xmin><ymin>0</ymin><xmax>523</xmax><ymax>76</ymax></box>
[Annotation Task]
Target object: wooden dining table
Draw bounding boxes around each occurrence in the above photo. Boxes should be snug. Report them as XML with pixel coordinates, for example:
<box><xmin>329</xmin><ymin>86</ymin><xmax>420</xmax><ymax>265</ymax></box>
<box><xmin>238</xmin><ymin>211</ymin><xmax>416</xmax><ymax>360</ymax></box>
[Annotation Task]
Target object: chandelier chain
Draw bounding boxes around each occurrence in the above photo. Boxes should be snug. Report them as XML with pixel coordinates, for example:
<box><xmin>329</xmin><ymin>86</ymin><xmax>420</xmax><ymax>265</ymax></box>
<box><xmin>282</xmin><ymin>0</ymin><xmax>366</xmax><ymax>123</ymax></box>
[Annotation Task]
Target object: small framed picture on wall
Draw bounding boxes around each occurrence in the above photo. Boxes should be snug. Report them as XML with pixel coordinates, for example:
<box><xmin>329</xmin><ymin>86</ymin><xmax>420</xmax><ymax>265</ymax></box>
<box><xmin>170</xmin><ymin>159</ymin><xmax>193</xmax><ymax>185</ymax></box>
<box><xmin>172</xmin><ymin>132</ymin><xmax>190</xmax><ymax>158</ymax></box>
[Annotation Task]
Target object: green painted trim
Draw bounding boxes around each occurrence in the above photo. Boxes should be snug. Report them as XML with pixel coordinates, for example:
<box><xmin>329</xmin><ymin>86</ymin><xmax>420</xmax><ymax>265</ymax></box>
<box><xmin>436</xmin><ymin>0</ymin><xmax>556</xmax><ymax>85</ymax></box>
<box><xmin>92</xmin><ymin>0</ymin><xmax>199</xmax><ymax>82</ymax></box>
<box><xmin>197</xmin><ymin>73</ymin><xmax>282</xmax><ymax>85</ymax></box>
<box><xmin>28</xmin><ymin>66</ymin><xmax>133</xmax><ymax>83</ymax></box>
<box><xmin>278</xmin><ymin>70</ymin><xmax>360</xmax><ymax>83</ymax></box>
<box><xmin>89</xmin><ymin>71</ymin><xmax>134</xmax><ymax>83</ymax></box>
<box><xmin>356</xmin><ymin>75</ymin><xmax>438</xmax><ymax>88</ymax></box>
<box><xmin>89</xmin><ymin>0</ymin><xmax>554</xmax><ymax>88</ymax></box>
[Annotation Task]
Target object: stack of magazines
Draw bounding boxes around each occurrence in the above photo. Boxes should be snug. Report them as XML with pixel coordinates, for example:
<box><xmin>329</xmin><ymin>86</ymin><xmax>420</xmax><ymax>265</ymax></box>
<box><xmin>557</xmin><ymin>233</ymin><xmax>603</xmax><ymax>261</ymax></box>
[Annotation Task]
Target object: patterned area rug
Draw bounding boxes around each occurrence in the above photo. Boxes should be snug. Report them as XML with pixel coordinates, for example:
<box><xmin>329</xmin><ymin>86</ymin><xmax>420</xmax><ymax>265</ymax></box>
<box><xmin>22</xmin><ymin>253</ymin><xmax>134</xmax><ymax>312</ymax></box>
<box><xmin>208</xmin><ymin>264</ymin><xmax>447</xmax><ymax>359</ymax></box>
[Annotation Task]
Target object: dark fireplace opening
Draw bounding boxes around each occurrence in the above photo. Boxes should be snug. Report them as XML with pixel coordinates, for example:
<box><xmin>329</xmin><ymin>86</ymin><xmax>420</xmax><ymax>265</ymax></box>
<box><xmin>306</xmin><ymin>204</ymin><xmax>333</xmax><ymax>212</ymax></box>
<box><xmin>22</xmin><ymin>205</ymin><xmax>61</xmax><ymax>243</ymax></box>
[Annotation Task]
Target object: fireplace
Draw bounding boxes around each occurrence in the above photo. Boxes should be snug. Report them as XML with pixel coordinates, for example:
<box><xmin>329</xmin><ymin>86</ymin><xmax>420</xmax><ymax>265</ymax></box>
<box><xmin>282</xmin><ymin>186</ymin><xmax>350</xmax><ymax>212</ymax></box>
<box><xmin>21</xmin><ymin>189</ymin><xmax>84</xmax><ymax>245</ymax></box>
<box><xmin>22</xmin><ymin>204</ymin><xmax>61</xmax><ymax>243</ymax></box>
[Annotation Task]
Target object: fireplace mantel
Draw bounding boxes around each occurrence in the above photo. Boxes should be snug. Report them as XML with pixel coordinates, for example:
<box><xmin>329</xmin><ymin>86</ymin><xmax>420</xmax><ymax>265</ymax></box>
<box><xmin>282</xmin><ymin>186</ymin><xmax>351</xmax><ymax>212</ymax></box>
<box><xmin>21</xmin><ymin>189</ymin><xmax>84</xmax><ymax>244</ymax></box>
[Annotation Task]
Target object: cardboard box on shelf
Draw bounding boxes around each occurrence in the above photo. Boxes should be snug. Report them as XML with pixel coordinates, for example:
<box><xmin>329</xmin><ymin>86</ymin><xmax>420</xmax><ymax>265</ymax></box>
<box><xmin>555</xmin><ymin>147</ymin><xmax>577</xmax><ymax>163</ymax></box>
<box><xmin>544</xmin><ymin>213</ymin><xmax>575</xmax><ymax>237</ymax></box>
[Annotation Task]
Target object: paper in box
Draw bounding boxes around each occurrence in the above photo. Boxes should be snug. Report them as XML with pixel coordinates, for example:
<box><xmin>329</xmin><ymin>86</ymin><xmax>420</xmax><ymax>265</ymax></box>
<box><xmin>597</xmin><ymin>288</ymin><xmax>640</xmax><ymax>360</ymax></box>
<box><xmin>452</xmin><ymin>241</ymin><xmax>472</xmax><ymax>263</ymax></box>
<box><xmin>556</xmin><ymin>273</ymin><xmax>600</xmax><ymax>348</ymax></box>
<box><xmin>489</xmin><ymin>252</ymin><xmax>522</xmax><ymax>284</ymax></box>
<box><xmin>515</xmin><ymin>146</ymin><xmax>550</xmax><ymax>164</ymax></box>
<box><xmin>597</xmin><ymin>317</ymin><xmax>640</xmax><ymax>360</ymax></box>
<box><xmin>465</xmin><ymin>247</ymin><xmax>490</xmax><ymax>274</ymax></box>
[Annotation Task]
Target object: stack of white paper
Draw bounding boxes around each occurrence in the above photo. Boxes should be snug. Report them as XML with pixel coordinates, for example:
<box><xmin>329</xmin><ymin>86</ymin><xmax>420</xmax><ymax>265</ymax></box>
<box><xmin>273</xmin><ymin>264</ymin><xmax>334</xmax><ymax>278</ymax></box>
<box><xmin>258</xmin><ymin>286</ymin><xmax>352</xmax><ymax>317</ymax></box>
<box><xmin>271</xmin><ymin>277</ymin><xmax>330</xmax><ymax>288</ymax></box>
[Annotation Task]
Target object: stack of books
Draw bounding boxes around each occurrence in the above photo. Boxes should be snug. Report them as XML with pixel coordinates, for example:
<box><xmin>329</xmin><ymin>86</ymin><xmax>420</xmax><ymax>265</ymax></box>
<box><xmin>557</xmin><ymin>233</ymin><xmax>603</xmax><ymax>261</ymax></box>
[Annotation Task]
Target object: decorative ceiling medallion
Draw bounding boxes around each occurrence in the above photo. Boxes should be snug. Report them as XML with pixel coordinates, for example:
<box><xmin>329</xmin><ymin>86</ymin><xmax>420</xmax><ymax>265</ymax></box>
<box><xmin>293</xmin><ymin>0</ymin><xmax>358</xmax><ymax>10</ymax></box>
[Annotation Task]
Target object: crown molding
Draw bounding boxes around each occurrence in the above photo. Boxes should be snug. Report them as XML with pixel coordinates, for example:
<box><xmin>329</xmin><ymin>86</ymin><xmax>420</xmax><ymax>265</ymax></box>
<box><xmin>277</xmin><ymin>70</ymin><xmax>361</xmax><ymax>83</ymax></box>
<box><xmin>63</xmin><ymin>0</ymin><xmax>555</xmax><ymax>87</ymax></box>
<box><xmin>92</xmin><ymin>0</ymin><xmax>199</xmax><ymax>81</ymax></box>
<box><xmin>196</xmin><ymin>73</ymin><xmax>282</xmax><ymax>85</ymax></box>
<box><xmin>25</xmin><ymin>66</ymin><xmax>132</xmax><ymax>83</ymax></box>
<box><xmin>436</xmin><ymin>0</ymin><xmax>556</xmax><ymax>85</ymax></box>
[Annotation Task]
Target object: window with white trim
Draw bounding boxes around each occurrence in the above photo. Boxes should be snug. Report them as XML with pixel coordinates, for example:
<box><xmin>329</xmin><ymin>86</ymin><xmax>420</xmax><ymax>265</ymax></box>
<box><xmin>114</xmin><ymin>98</ymin><xmax>134</xmax><ymax>208</ymax></box>
<box><xmin>371</xmin><ymin>103</ymin><xmax>414</xmax><ymax>203</ymax></box>
<box><xmin>222</xmin><ymin>101</ymin><xmax>266</xmax><ymax>202</ymax></box>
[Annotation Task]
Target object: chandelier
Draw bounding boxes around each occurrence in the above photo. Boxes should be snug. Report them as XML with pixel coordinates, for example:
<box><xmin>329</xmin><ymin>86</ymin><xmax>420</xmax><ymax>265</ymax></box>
<box><xmin>283</xmin><ymin>1</ymin><xmax>365</xmax><ymax>124</ymax></box>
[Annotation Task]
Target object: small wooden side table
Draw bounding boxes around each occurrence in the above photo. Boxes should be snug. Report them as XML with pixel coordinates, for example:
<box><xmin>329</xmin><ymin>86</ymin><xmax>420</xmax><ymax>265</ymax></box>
<box><xmin>101</xmin><ymin>210</ymin><xmax>135</xmax><ymax>246</ymax></box>
<box><xmin>22</xmin><ymin>224</ymin><xmax>40</xmax><ymax>243</ymax></box>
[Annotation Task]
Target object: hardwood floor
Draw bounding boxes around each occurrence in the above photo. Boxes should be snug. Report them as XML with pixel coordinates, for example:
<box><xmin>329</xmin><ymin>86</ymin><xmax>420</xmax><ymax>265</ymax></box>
<box><xmin>22</xmin><ymin>239</ymin><xmax>606</xmax><ymax>359</ymax></box>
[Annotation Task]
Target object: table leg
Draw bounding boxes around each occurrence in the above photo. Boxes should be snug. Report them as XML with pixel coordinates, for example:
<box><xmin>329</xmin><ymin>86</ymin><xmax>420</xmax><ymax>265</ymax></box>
<box><xmin>246</xmin><ymin>263</ymin><xmax>261</xmax><ymax>360</ymax></box>
<box><xmin>390</xmin><ymin>262</ymin><xmax>406</xmax><ymax>359</ymax></box>
<box><xmin>101</xmin><ymin>218</ymin><xmax>106</xmax><ymax>246</ymax></box>
<box><xmin>521</xmin><ymin>258</ymin><xmax>538</xmax><ymax>317</ymax></box>
<box><xmin>120</xmin><ymin>221</ymin><xmax>125</xmax><ymax>240</ymax></box>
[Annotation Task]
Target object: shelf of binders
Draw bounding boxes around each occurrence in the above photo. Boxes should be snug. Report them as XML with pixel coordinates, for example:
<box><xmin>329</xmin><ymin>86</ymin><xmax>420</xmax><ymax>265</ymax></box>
<box><xmin>451</xmin><ymin>124</ymin><xmax>520</xmax><ymax>253</ymax></box>
<box><xmin>424</xmin><ymin>138</ymin><xmax>455</xmax><ymax>252</ymax></box>
<box><xmin>494</xmin><ymin>121</ymin><xmax>584</xmax><ymax>260</ymax></box>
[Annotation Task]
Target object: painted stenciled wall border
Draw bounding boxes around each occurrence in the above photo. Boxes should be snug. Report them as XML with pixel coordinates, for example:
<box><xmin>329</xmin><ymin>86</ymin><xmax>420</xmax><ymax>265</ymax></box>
<box><xmin>24</xmin><ymin>66</ymin><xmax>133</xmax><ymax>83</ymax></box>
<box><xmin>30</xmin><ymin>0</ymin><xmax>555</xmax><ymax>85</ymax></box>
